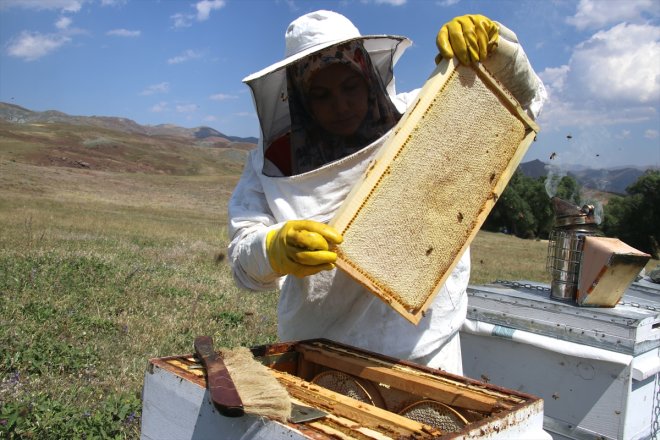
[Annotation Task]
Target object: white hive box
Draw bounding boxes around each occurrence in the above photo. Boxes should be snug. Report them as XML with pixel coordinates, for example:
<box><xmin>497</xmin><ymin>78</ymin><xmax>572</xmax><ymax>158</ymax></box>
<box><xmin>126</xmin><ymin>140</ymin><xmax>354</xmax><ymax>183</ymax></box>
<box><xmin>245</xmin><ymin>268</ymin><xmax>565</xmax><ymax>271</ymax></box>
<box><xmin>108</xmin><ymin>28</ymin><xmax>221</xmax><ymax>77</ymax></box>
<box><xmin>330</xmin><ymin>58</ymin><xmax>539</xmax><ymax>324</ymax></box>
<box><xmin>460</xmin><ymin>280</ymin><xmax>660</xmax><ymax>440</ymax></box>
<box><xmin>141</xmin><ymin>339</ymin><xmax>551</xmax><ymax>439</ymax></box>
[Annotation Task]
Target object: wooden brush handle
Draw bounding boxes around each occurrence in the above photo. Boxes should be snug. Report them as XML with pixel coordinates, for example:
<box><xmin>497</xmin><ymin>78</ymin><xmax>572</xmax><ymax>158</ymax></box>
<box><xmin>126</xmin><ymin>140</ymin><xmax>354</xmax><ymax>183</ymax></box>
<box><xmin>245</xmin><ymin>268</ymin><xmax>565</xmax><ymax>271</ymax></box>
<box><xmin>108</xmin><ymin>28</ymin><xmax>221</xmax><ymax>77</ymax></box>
<box><xmin>194</xmin><ymin>336</ymin><xmax>245</xmax><ymax>417</ymax></box>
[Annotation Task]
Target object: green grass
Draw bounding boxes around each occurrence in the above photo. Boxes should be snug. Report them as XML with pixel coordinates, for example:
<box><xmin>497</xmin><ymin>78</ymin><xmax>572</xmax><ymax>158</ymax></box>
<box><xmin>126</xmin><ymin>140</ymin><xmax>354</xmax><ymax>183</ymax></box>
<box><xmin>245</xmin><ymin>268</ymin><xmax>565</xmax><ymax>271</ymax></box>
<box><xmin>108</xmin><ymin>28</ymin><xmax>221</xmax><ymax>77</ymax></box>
<box><xmin>0</xmin><ymin>157</ymin><xmax>656</xmax><ymax>438</ymax></box>
<box><xmin>0</xmin><ymin>160</ymin><xmax>278</xmax><ymax>438</ymax></box>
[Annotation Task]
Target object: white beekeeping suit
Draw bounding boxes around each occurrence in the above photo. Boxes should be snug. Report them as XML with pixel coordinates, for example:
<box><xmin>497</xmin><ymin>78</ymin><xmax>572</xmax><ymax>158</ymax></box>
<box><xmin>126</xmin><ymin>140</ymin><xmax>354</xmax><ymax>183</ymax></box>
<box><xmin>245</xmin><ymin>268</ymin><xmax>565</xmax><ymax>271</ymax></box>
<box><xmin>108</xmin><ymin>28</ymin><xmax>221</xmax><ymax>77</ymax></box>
<box><xmin>228</xmin><ymin>10</ymin><xmax>546</xmax><ymax>374</ymax></box>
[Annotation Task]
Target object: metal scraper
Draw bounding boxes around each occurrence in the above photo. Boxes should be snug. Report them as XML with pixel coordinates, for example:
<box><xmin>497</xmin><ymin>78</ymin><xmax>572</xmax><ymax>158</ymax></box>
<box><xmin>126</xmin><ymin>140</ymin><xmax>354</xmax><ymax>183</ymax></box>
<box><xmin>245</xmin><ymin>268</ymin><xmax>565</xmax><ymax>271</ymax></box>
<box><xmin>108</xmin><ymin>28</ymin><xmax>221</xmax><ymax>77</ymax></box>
<box><xmin>289</xmin><ymin>402</ymin><xmax>327</xmax><ymax>423</ymax></box>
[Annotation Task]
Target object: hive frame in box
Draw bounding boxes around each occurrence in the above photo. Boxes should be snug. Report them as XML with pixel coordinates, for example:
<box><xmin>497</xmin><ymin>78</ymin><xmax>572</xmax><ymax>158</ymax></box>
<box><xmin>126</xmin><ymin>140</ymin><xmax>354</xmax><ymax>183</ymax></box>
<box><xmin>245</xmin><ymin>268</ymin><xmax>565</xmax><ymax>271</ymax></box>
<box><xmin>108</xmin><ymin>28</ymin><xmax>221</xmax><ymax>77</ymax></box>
<box><xmin>141</xmin><ymin>339</ymin><xmax>551</xmax><ymax>439</ymax></box>
<box><xmin>330</xmin><ymin>57</ymin><xmax>539</xmax><ymax>324</ymax></box>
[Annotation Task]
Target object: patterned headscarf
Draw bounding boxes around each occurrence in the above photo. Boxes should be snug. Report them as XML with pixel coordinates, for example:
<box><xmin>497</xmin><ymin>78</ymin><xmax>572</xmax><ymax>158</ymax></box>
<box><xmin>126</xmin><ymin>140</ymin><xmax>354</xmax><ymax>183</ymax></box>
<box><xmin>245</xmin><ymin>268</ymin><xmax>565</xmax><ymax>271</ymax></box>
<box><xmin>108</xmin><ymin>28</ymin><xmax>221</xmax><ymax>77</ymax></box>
<box><xmin>283</xmin><ymin>40</ymin><xmax>401</xmax><ymax>175</ymax></box>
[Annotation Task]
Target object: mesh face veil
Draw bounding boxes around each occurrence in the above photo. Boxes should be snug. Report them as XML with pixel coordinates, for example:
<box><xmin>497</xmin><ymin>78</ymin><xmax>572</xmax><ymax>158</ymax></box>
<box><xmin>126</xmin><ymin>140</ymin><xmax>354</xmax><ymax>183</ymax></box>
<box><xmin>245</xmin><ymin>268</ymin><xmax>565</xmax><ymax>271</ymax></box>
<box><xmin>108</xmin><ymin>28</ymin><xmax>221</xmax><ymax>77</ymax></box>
<box><xmin>278</xmin><ymin>41</ymin><xmax>401</xmax><ymax>176</ymax></box>
<box><xmin>241</xmin><ymin>11</ymin><xmax>410</xmax><ymax>178</ymax></box>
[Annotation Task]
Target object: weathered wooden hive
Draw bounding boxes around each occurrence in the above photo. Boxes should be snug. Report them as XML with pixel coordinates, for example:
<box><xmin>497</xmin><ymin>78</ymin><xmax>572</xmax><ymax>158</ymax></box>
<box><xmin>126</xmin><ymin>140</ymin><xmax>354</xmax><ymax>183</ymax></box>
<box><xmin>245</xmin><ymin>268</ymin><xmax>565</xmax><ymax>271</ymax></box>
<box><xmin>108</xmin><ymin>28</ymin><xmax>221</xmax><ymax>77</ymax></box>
<box><xmin>141</xmin><ymin>339</ymin><xmax>549</xmax><ymax>439</ymax></box>
<box><xmin>331</xmin><ymin>58</ymin><xmax>539</xmax><ymax>324</ymax></box>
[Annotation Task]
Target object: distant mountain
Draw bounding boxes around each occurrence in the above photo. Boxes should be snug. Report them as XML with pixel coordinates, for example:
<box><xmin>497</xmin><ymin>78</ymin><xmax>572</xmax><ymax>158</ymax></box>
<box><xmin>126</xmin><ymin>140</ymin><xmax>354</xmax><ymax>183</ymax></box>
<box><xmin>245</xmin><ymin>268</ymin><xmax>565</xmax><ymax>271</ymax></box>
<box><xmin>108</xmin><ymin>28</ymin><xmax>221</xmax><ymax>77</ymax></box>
<box><xmin>518</xmin><ymin>159</ymin><xmax>547</xmax><ymax>179</ymax></box>
<box><xmin>2</xmin><ymin>102</ymin><xmax>652</xmax><ymax>194</ymax></box>
<box><xmin>0</xmin><ymin>102</ymin><xmax>258</xmax><ymax>145</ymax></box>
<box><xmin>0</xmin><ymin>102</ymin><xmax>255</xmax><ymax>176</ymax></box>
<box><xmin>518</xmin><ymin>159</ymin><xmax>655</xmax><ymax>195</ymax></box>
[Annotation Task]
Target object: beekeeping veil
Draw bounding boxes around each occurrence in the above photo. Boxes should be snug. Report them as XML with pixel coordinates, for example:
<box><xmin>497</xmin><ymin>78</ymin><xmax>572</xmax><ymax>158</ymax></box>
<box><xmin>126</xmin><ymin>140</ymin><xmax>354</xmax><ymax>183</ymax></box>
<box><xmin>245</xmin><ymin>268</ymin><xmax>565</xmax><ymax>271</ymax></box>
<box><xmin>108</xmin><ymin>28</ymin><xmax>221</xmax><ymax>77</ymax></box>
<box><xmin>242</xmin><ymin>10</ymin><xmax>411</xmax><ymax>176</ymax></box>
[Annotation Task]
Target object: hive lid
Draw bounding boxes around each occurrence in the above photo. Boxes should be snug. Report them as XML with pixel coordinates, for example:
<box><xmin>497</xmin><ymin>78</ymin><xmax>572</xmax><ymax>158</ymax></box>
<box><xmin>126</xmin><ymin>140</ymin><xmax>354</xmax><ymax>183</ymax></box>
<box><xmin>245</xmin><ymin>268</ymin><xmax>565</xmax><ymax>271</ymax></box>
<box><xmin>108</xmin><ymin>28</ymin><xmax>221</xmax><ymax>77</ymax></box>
<box><xmin>330</xmin><ymin>58</ymin><xmax>539</xmax><ymax>324</ymax></box>
<box><xmin>466</xmin><ymin>281</ymin><xmax>660</xmax><ymax>355</ymax></box>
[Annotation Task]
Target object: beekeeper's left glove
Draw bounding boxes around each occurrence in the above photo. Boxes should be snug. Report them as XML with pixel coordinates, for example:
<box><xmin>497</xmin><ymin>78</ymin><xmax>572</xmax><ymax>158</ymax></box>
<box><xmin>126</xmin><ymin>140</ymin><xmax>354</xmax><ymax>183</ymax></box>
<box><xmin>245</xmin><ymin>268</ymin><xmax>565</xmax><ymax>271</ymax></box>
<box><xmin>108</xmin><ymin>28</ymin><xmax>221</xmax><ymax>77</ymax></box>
<box><xmin>266</xmin><ymin>220</ymin><xmax>343</xmax><ymax>278</ymax></box>
<box><xmin>436</xmin><ymin>14</ymin><xmax>499</xmax><ymax>65</ymax></box>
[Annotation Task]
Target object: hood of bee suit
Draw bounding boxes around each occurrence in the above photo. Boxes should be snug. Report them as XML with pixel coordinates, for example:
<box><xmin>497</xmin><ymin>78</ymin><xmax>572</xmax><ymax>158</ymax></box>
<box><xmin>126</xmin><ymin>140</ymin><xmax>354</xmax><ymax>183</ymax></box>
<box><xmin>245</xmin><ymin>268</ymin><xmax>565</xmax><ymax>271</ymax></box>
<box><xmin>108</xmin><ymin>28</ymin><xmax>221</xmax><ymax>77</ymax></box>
<box><xmin>242</xmin><ymin>10</ymin><xmax>411</xmax><ymax>156</ymax></box>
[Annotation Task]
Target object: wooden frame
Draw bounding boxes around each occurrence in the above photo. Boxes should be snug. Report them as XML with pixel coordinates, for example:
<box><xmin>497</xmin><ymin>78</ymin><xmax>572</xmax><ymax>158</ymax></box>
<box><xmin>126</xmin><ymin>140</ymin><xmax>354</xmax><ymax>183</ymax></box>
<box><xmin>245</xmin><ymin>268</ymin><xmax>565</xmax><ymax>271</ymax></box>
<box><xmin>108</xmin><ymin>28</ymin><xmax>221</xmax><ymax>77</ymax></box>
<box><xmin>330</xmin><ymin>58</ymin><xmax>539</xmax><ymax>324</ymax></box>
<box><xmin>145</xmin><ymin>339</ymin><xmax>546</xmax><ymax>439</ymax></box>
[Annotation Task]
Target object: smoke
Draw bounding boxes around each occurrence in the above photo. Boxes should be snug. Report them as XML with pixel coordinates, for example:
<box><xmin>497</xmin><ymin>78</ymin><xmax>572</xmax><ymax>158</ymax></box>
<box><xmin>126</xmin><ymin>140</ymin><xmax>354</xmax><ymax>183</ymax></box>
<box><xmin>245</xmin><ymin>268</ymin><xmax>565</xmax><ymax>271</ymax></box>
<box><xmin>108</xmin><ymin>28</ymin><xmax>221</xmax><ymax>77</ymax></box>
<box><xmin>591</xmin><ymin>202</ymin><xmax>603</xmax><ymax>225</ymax></box>
<box><xmin>545</xmin><ymin>158</ymin><xmax>605</xmax><ymax>225</ymax></box>
<box><xmin>544</xmin><ymin>162</ymin><xmax>567</xmax><ymax>199</ymax></box>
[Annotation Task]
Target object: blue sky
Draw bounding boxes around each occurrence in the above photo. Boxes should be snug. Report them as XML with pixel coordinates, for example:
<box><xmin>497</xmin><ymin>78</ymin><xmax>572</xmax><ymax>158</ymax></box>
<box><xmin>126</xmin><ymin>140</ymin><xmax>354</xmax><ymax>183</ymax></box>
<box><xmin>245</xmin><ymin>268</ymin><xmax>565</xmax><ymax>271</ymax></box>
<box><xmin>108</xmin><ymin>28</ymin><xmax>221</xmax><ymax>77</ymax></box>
<box><xmin>1</xmin><ymin>0</ymin><xmax>658</xmax><ymax>169</ymax></box>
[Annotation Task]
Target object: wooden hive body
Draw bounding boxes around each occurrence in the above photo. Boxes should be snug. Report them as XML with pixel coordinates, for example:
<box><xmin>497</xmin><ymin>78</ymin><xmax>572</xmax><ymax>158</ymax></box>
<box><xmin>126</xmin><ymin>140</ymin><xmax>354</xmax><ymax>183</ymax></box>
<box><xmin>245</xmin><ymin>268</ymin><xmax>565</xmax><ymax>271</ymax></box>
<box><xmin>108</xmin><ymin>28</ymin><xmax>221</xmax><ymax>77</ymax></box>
<box><xmin>141</xmin><ymin>339</ymin><xmax>548</xmax><ymax>439</ymax></box>
<box><xmin>330</xmin><ymin>58</ymin><xmax>539</xmax><ymax>324</ymax></box>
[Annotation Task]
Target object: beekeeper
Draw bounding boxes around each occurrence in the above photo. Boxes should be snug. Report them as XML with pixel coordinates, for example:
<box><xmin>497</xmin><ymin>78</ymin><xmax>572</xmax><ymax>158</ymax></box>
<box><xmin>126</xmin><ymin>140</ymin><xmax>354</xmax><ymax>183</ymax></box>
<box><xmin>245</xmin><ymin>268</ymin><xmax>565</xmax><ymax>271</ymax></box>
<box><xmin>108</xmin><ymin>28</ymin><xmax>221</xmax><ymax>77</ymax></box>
<box><xmin>228</xmin><ymin>10</ymin><xmax>546</xmax><ymax>374</ymax></box>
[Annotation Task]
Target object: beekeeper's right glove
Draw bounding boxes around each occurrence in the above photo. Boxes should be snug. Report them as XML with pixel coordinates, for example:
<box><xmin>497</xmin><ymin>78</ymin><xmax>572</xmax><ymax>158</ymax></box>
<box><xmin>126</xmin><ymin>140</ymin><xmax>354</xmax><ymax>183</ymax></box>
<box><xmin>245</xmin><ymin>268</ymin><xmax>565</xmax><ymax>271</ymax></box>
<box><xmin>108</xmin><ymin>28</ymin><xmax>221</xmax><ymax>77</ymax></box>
<box><xmin>436</xmin><ymin>14</ymin><xmax>499</xmax><ymax>65</ymax></box>
<box><xmin>266</xmin><ymin>220</ymin><xmax>343</xmax><ymax>278</ymax></box>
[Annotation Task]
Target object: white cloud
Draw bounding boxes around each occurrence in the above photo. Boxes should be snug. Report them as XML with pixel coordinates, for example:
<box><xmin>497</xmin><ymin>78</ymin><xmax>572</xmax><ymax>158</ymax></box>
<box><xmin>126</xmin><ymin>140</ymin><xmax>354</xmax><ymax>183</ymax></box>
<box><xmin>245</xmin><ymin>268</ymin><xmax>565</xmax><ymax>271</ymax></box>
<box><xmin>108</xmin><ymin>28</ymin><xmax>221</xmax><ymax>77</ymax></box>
<box><xmin>101</xmin><ymin>0</ymin><xmax>127</xmax><ymax>6</ymax></box>
<box><xmin>209</xmin><ymin>93</ymin><xmax>237</xmax><ymax>101</ymax></box>
<box><xmin>569</xmin><ymin>23</ymin><xmax>660</xmax><ymax>104</ymax></box>
<box><xmin>360</xmin><ymin>0</ymin><xmax>406</xmax><ymax>5</ymax></box>
<box><xmin>539</xmin><ymin>20</ymin><xmax>660</xmax><ymax>130</ymax></box>
<box><xmin>567</xmin><ymin>0</ymin><xmax>659</xmax><ymax>30</ymax></box>
<box><xmin>172</xmin><ymin>0</ymin><xmax>225</xmax><ymax>27</ymax></box>
<box><xmin>203</xmin><ymin>115</ymin><xmax>218</xmax><ymax>122</ymax></box>
<box><xmin>539</xmin><ymin>65</ymin><xmax>569</xmax><ymax>97</ymax></box>
<box><xmin>1</xmin><ymin>0</ymin><xmax>85</xmax><ymax>12</ymax></box>
<box><xmin>278</xmin><ymin>0</ymin><xmax>298</xmax><ymax>11</ymax></box>
<box><xmin>615</xmin><ymin>129</ymin><xmax>632</xmax><ymax>140</ymax></box>
<box><xmin>196</xmin><ymin>0</ymin><xmax>225</xmax><ymax>21</ymax></box>
<box><xmin>645</xmin><ymin>129</ymin><xmax>659</xmax><ymax>139</ymax></box>
<box><xmin>167</xmin><ymin>49</ymin><xmax>202</xmax><ymax>64</ymax></box>
<box><xmin>176</xmin><ymin>104</ymin><xmax>198</xmax><ymax>113</ymax></box>
<box><xmin>6</xmin><ymin>31</ymin><xmax>71</xmax><ymax>61</ymax></box>
<box><xmin>107</xmin><ymin>29</ymin><xmax>141</xmax><ymax>37</ymax></box>
<box><xmin>171</xmin><ymin>13</ymin><xmax>193</xmax><ymax>28</ymax></box>
<box><xmin>437</xmin><ymin>0</ymin><xmax>459</xmax><ymax>6</ymax></box>
<box><xmin>55</xmin><ymin>16</ymin><xmax>72</xmax><ymax>30</ymax></box>
<box><xmin>140</xmin><ymin>82</ymin><xmax>170</xmax><ymax>96</ymax></box>
<box><xmin>150</xmin><ymin>102</ymin><xmax>169</xmax><ymax>112</ymax></box>
<box><xmin>537</xmin><ymin>93</ymin><xmax>656</xmax><ymax>128</ymax></box>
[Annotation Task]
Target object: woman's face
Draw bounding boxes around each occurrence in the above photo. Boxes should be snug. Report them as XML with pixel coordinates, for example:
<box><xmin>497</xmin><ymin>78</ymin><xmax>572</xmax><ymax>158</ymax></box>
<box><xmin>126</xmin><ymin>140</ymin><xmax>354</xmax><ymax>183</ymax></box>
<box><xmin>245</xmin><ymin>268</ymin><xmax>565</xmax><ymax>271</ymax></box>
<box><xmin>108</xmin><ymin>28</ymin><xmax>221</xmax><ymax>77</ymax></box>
<box><xmin>306</xmin><ymin>63</ymin><xmax>369</xmax><ymax>137</ymax></box>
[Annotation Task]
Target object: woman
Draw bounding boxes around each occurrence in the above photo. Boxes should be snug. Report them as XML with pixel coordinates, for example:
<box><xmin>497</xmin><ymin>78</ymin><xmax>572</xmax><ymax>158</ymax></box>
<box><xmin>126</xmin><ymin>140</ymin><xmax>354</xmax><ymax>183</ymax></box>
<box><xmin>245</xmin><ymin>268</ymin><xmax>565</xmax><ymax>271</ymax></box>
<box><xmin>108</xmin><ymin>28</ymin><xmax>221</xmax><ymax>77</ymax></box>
<box><xmin>228</xmin><ymin>10</ymin><xmax>546</xmax><ymax>373</ymax></box>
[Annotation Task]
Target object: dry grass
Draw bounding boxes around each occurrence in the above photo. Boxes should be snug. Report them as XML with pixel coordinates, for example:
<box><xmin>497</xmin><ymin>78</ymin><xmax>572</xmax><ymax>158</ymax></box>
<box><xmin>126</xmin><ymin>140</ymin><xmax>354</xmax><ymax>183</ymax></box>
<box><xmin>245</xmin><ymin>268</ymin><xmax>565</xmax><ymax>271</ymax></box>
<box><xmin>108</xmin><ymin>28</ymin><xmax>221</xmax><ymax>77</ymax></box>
<box><xmin>470</xmin><ymin>232</ymin><xmax>552</xmax><ymax>285</ymax></box>
<box><xmin>1</xmin><ymin>153</ymin><xmax>656</xmax><ymax>438</ymax></box>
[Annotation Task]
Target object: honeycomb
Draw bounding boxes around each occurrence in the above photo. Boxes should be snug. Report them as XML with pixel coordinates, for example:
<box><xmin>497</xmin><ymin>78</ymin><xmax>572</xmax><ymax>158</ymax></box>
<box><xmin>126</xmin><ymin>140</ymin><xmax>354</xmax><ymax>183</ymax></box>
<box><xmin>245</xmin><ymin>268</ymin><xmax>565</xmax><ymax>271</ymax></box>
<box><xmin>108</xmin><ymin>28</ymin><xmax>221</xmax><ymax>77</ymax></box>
<box><xmin>332</xmin><ymin>61</ymin><xmax>538</xmax><ymax>323</ymax></box>
<box><xmin>398</xmin><ymin>400</ymin><xmax>467</xmax><ymax>432</ymax></box>
<box><xmin>311</xmin><ymin>370</ymin><xmax>382</xmax><ymax>407</ymax></box>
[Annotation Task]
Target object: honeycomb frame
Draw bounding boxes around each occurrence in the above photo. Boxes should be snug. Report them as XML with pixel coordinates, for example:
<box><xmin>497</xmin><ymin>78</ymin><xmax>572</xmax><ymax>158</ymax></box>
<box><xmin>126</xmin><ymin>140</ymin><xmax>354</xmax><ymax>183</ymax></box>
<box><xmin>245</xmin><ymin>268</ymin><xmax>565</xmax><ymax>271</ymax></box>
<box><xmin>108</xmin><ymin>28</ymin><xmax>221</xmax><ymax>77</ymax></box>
<box><xmin>330</xmin><ymin>58</ymin><xmax>539</xmax><ymax>324</ymax></box>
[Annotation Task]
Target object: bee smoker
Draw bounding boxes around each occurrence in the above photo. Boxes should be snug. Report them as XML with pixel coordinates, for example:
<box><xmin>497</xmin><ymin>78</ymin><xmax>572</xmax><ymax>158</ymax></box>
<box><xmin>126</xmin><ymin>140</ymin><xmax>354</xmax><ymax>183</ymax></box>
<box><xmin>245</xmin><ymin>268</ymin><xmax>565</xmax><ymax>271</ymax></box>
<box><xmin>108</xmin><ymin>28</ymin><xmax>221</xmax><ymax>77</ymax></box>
<box><xmin>546</xmin><ymin>197</ymin><xmax>601</xmax><ymax>301</ymax></box>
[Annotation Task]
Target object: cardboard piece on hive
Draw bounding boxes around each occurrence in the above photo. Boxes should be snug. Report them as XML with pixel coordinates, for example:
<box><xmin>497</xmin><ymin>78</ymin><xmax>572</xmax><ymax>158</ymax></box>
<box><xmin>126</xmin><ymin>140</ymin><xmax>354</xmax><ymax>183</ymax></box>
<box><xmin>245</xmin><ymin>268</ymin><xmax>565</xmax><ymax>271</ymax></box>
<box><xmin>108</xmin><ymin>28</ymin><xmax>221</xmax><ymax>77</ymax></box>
<box><xmin>577</xmin><ymin>236</ymin><xmax>651</xmax><ymax>307</ymax></box>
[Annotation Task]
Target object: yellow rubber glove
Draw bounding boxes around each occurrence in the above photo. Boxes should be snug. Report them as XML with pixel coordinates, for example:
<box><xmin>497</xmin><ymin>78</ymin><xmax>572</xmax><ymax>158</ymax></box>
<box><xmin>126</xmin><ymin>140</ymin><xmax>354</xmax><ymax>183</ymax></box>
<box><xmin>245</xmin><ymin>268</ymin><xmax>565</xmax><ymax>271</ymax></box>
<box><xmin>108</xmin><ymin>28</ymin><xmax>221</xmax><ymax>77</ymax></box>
<box><xmin>436</xmin><ymin>14</ymin><xmax>499</xmax><ymax>65</ymax></box>
<box><xmin>266</xmin><ymin>220</ymin><xmax>343</xmax><ymax>278</ymax></box>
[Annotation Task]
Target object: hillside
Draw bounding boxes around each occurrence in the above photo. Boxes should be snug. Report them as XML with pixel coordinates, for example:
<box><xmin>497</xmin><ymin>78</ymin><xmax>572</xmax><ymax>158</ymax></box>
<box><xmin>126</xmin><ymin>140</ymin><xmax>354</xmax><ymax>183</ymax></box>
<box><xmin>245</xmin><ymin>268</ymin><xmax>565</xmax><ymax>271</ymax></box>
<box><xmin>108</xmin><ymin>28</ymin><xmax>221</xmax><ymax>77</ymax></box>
<box><xmin>518</xmin><ymin>159</ymin><xmax>653</xmax><ymax>195</ymax></box>
<box><xmin>0</xmin><ymin>102</ymin><xmax>258</xmax><ymax>145</ymax></box>
<box><xmin>2</xmin><ymin>102</ymin><xmax>654</xmax><ymax>194</ymax></box>
<box><xmin>0</xmin><ymin>102</ymin><xmax>255</xmax><ymax>176</ymax></box>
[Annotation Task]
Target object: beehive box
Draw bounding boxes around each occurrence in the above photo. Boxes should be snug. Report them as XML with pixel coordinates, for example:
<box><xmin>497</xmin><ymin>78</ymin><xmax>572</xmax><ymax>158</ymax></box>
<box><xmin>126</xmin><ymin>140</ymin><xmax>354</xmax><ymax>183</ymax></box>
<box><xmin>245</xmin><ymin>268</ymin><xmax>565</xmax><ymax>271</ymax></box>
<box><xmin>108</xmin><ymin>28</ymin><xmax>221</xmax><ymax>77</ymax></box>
<box><xmin>461</xmin><ymin>281</ymin><xmax>660</xmax><ymax>439</ymax></box>
<box><xmin>330</xmin><ymin>58</ymin><xmax>539</xmax><ymax>324</ymax></box>
<box><xmin>141</xmin><ymin>339</ymin><xmax>550</xmax><ymax>439</ymax></box>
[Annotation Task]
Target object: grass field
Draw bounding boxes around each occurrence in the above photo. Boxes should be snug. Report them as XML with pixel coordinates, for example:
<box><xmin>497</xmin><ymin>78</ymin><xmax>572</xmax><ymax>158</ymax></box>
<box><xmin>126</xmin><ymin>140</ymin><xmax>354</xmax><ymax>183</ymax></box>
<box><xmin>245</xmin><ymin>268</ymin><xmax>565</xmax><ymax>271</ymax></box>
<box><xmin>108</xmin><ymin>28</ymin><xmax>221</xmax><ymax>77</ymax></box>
<box><xmin>1</xmin><ymin>157</ymin><xmax>656</xmax><ymax>438</ymax></box>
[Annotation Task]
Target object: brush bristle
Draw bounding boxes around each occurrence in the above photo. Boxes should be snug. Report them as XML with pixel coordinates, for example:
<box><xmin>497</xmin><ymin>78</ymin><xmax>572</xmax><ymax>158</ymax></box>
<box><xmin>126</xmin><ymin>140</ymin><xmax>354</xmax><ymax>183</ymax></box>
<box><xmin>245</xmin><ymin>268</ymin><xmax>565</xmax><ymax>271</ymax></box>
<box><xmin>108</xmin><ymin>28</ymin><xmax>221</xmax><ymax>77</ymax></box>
<box><xmin>221</xmin><ymin>347</ymin><xmax>292</xmax><ymax>422</ymax></box>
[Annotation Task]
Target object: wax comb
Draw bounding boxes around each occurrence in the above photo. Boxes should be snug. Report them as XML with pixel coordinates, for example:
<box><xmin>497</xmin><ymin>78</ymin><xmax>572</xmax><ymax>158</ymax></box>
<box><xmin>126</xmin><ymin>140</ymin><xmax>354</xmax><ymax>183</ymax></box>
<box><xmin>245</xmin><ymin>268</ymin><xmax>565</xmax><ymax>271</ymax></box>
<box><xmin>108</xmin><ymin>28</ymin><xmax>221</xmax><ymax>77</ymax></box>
<box><xmin>330</xmin><ymin>58</ymin><xmax>539</xmax><ymax>324</ymax></box>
